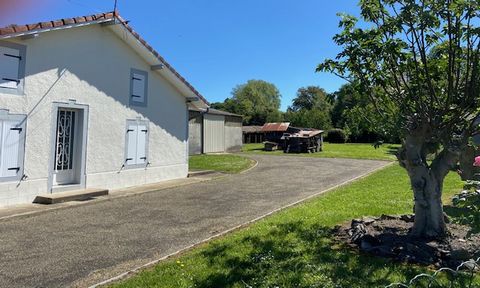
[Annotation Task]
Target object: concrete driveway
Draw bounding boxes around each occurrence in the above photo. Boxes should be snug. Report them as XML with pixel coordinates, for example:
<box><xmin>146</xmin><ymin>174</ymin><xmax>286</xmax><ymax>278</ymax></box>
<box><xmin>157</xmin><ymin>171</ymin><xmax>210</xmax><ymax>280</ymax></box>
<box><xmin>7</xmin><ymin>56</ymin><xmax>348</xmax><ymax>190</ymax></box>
<box><xmin>0</xmin><ymin>155</ymin><xmax>389</xmax><ymax>287</ymax></box>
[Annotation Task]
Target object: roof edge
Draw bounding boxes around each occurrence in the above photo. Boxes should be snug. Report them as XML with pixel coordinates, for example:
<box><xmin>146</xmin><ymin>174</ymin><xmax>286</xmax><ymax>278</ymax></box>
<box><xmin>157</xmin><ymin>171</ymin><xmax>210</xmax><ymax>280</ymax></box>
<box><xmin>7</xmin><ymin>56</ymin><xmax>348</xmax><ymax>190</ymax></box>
<box><xmin>113</xmin><ymin>13</ymin><xmax>209</xmax><ymax>106</ymax></box>
<box><xmin>0</xmin><ymin>10</ymin><xmax>209</xmax><ymax>106</ymax></box>
<box><xmin>0</xmin><ymin>11</ymin><xmax>116</xmax><ymax>39</ymax></box>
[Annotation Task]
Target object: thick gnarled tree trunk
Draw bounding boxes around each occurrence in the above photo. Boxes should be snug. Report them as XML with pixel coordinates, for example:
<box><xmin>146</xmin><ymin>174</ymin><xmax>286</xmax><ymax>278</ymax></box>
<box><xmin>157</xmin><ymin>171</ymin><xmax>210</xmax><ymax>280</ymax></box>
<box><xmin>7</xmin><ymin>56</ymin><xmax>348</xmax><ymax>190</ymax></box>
<box><xmin>406</xmin><ymin>166</ymin><xmax>446</xmax><ymax>238</ymax></box>
<box><xmin>398</xmin><ymin>132</ymin><xmax>461</xmax><ymax>239</ymax></box>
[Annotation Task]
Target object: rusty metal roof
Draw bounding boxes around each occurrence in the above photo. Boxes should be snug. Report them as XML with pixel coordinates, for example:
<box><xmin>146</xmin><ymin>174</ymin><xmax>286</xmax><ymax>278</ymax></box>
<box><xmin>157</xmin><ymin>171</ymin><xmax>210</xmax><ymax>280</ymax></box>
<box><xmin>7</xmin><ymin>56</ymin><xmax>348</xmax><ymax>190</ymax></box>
<box><xmin>243</xmin><ymin>126</ymin><xmax>264</xmax><ymax>133</ymax></box>
<box><xmin>261</xmin><ymin>122</ymin><xmax>290</xmax><ymax>132</ymax></box>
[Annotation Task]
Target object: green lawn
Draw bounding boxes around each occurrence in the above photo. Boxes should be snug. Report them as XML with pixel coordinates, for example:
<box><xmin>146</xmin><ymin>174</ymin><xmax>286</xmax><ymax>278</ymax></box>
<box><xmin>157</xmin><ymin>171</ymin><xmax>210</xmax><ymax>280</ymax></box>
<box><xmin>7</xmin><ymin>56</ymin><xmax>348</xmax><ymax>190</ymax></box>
<box><xmin>189</xmin><ymin>154</ymin><xmax>256</xmax><ymax>174</ymax></box>
<box><xmin>242</xmin><ymin>142</ymin><xmax>400</xmax><ymax>161</ymax></box>
<box><xmin>110</xmin><ymin>165</ymin><xmax>477</xmax><ymax>288</ymax></box>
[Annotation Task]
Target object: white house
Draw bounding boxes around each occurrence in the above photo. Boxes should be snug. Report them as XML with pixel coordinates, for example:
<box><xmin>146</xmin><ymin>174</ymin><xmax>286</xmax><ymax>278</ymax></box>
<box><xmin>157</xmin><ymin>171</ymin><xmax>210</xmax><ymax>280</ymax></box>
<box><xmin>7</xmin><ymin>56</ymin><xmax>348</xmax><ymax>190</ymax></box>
<box><xmin>0</xmin><ymin>11</ymin><xmax>208</xmax><ymax>206</ymax></box>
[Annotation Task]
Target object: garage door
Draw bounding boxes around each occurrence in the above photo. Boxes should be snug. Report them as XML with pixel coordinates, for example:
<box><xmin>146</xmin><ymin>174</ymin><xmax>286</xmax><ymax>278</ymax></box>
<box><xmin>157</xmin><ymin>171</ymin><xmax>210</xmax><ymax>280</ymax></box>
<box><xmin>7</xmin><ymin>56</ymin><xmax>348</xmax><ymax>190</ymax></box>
<box><xmin>203</xmin><ymin>114</ymin><xmax>225</xmax><ymax>153</ymax></box>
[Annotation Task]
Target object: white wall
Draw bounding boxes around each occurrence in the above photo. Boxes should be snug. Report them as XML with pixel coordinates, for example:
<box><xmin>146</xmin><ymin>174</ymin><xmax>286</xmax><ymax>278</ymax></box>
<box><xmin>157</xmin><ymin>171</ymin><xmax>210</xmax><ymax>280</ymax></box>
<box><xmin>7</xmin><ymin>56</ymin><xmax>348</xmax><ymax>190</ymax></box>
<box><xmin>0</xmin><ymin>24</ymin><xmax>189</xmax><ymax>206</ymax></box>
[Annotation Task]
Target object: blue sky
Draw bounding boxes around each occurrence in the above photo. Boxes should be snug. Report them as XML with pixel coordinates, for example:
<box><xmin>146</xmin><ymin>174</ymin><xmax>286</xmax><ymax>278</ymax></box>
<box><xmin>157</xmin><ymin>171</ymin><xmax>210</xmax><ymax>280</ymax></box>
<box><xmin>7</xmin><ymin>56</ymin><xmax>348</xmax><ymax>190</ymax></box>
<box><xmin>2</xmin><ymin>0</ymin><xmax>361</xmax><ymax>110</ymax></box>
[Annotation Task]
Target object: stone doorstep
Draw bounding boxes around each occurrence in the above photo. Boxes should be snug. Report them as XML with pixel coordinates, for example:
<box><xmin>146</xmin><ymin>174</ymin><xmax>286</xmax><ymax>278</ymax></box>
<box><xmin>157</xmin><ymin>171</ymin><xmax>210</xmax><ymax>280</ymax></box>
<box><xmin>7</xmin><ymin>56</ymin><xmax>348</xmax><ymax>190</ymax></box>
<box><xmin>33</xmin><ymin>188</ymin><xmax>109</xmax><ymax>205</ymax></box>
<box><xmin>0</xmin><ymin>175</ymin><xmax>222</xmax><ymax>219</ymax></box>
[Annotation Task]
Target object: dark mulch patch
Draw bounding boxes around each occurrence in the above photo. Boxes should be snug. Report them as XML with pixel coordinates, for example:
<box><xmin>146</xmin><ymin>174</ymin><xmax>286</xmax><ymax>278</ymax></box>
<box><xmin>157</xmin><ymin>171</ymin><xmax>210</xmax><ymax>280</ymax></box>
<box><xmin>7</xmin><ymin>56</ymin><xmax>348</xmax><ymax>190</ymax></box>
<box><xmin>335</xmin><ymin>214</ymin><xmax>480</xmax><ymax>269</ymax></box>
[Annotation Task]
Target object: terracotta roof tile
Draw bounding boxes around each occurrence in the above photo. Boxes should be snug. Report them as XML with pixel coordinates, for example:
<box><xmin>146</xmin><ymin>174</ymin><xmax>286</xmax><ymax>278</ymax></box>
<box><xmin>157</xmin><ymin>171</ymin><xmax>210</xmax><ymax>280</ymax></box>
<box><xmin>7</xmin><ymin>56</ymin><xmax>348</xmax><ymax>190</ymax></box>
<box><xmin>13</xmin><ymin>25</ymin><xmax>29</xmax><ymax>33</ymax></box>
<box><xmin>0</xmin><ymin>12</ymin><xmax>114</xmax><ymax>37</ymax></box>
<box><xmin>63</xmin><ymin>18</ymin><xmax>75</xmax><ymax>25</ymax></box>
<box><xmin>52</xmin><ymin>20</ymin><xmax>63</xmax><ymax>27</ymax></box>
<box><xmin>26</xmin><ymin>23</ymin><xmax>41</xmax><ymax>30</ymax></box>
<box><xmin>40</xmin><ymin>21</ymin><xmax>53</xmax><ymax>29</ymax></box>
<box><xmin>74</xmin><ymin>17</ymin><xmax>86</xmax><ymax>23</ymax></box>
<box><xmin>0</xmin><ymin>11</ymin><xmax>209</xmax><ymax>105</ymax></box>
<box><xmin>0</xmin><ymin>27</ymin><xmax>15</xmax><ymax>34</ymax></box>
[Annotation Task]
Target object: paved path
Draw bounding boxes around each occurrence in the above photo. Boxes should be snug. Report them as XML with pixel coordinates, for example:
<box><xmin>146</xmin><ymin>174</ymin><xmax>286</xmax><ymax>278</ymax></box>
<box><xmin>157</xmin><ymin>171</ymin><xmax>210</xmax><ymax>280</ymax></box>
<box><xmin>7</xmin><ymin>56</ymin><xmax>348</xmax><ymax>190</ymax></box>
<box><xmin>0</xmin><ymin>155</ymin><xmax>389</xmax><ymax>287</ymax></box>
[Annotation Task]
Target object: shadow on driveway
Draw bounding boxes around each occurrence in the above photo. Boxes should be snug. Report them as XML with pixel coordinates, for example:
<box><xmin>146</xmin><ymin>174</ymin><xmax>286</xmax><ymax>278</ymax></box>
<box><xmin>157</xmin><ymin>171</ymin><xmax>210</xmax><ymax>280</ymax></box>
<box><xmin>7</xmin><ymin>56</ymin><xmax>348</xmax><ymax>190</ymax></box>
<box><xmin>0</xmin><ymin>155</ymin><xmax>389</xmax><ymax>287</ymax></box>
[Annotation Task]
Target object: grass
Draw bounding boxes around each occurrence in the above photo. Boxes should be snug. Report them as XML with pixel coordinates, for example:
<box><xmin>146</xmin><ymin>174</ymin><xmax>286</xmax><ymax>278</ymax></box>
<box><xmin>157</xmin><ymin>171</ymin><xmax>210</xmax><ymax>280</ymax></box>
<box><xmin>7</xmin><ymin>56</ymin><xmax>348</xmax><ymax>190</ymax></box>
<box><xmin>189</xmin><ymin>154</ymin><xmax>256</xmax><ymax>174</ymax></box>
<box><xmin>242</xmin><ymin>142</ymin><xmax>400</xmax><ymax>161</ymax></box>
<box><xmin>110</xmin><ymin>165</ymin><xmax>478</xmax><ymax>288</ymax></box>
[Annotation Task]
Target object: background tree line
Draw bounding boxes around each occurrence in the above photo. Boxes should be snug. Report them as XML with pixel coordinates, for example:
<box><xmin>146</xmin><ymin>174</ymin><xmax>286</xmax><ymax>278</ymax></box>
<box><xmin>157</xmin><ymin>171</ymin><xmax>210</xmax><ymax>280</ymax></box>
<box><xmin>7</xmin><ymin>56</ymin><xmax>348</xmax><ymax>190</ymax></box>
<box><xmin>211</xmin><ymin>79</ymin><xmax>401</xmax><ymax>143</ymax></box>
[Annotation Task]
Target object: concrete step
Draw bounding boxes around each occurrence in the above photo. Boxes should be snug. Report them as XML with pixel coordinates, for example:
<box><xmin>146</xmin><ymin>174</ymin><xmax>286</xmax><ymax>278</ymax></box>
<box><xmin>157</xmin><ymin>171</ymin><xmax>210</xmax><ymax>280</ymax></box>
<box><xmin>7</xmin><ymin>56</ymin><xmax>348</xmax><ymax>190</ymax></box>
<box><xmin>33</xmin><ymin>188</ymin><xmax>109</xmax><ymax>205</ymax></box>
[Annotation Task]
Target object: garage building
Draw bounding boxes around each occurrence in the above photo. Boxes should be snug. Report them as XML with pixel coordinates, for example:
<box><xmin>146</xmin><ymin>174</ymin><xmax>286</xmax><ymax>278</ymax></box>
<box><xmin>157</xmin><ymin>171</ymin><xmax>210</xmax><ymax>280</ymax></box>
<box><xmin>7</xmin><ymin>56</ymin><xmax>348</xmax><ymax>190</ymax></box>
<box><xmin>189</xmin><ymin>108</ymin><xmax>243</xmax><ymax>154</ymax></box>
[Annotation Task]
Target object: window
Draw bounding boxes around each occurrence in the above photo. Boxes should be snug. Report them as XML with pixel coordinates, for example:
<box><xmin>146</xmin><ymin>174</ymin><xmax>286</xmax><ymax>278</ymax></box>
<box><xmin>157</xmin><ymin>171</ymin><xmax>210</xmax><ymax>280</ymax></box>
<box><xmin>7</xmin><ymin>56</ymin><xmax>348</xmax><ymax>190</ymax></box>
<box><xmin>0</xmin><ymin>111</ymin><xmax>26</xmax><ymax>181</ymax></box>
<box><xmin>130</xmin><ymin>69</ymin><xmax>148</xmax><ymax>106</ymax></box>
<box><xmin>0</xmin><ymin>41</ymin><xmax>26</xmax><ymax>95</ymax></box>
<box><xmin>124</xmin><ymin>119</ymin><xmax>149</xmax><ymax>168</ymax></box>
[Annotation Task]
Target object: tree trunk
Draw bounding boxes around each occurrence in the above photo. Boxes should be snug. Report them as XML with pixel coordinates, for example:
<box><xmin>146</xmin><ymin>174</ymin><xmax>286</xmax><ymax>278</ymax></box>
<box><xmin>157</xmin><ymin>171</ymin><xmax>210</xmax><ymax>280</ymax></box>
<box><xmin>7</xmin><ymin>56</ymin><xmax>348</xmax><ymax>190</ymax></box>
<box><xmin>398</xmin><ymin>132</ymin><xmax>458</xmax><ymax>239</ymax></box>
<box><xmin>407</xmin><ymin>166</ymin><xmax>447</xmax><ymax>238</ymax></box>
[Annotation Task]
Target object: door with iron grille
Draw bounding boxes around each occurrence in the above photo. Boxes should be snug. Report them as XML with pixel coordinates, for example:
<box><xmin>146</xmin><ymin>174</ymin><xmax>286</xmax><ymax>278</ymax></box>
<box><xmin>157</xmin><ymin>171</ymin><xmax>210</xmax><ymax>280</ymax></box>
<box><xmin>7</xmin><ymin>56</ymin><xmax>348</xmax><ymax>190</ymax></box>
<box><xmin>53</xmin><ymin>108</ymin><xmax>79</xmax><ymax>185</ymax></box>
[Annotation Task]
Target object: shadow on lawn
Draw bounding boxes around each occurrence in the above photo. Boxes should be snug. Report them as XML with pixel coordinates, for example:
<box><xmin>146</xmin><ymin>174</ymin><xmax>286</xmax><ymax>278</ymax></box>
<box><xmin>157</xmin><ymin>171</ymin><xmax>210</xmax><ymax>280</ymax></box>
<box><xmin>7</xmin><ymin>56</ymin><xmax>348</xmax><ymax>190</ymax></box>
<box><xmin>251</xmin><ymin>147</ymin><xmax>266</xmax><ymax>152</ymax></box>
<box><xmin>385</xmin><ymin>145</ymin><xmax>400</xmax><ymax>157</ymax></box>
<box><xmin>194</xmin><ymin>221</ymin><xmax>421</xmax><ymax>288</ymax></box>
<box><xmin>444</xmin><ymin>204</ymin><xmax>480</xmax><ymax>237</ymax></box>
<box><xmin>242</xmin><ymin>146</ymin><xmax>266</xmax><ymax>152</ymax></box>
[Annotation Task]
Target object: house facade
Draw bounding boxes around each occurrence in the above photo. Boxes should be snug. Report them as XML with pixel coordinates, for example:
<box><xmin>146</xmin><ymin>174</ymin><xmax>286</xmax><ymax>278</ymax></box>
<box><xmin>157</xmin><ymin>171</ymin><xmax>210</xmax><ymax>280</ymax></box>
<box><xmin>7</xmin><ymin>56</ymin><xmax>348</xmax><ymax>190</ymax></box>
<box><xmin>0</xmin><ymin>12</ymin><xmax>208</xmax><ymax>206</ymax></box>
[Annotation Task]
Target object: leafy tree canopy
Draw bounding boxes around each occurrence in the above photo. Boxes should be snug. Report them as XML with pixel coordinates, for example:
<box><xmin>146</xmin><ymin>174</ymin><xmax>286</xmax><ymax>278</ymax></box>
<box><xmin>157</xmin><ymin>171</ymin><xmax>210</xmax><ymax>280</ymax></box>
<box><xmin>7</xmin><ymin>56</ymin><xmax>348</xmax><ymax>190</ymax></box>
<box><xmin>211</xmin><ymin>80</ymin><xmax>282</xmax><ymax>125</ymax></box>
<box><xmin>290</xmin><ymin>86</ymin><xmax>332</xmax><ymax>112</ymax></box>
<box><xmin>285</xmin><ymin>86</ymin><xmax>333</xmax><ymax>129</ymax></box>
<box><xmin>331</xmin><ymin>82</ymin><xmax>401</xmax><ymax>143</ymax></box>
<box><xmin>318</xmin><ymin>0</ymin><xmax>480</xmax><ymax>238</ymax></box>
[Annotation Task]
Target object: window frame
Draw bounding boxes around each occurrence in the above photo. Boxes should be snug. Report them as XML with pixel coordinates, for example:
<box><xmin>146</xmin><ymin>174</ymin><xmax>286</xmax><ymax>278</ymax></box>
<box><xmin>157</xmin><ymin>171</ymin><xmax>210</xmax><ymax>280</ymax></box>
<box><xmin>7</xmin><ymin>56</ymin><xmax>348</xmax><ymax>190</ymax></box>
<box><xmin>129</xmin><ymin>68</ymin><xmax>148</xmax><ymax>107</ymax></box>
<box><xmin>0</xmin><ymin>110</ymin><xmax>27</xmax><ymax>182</ymax></box>
<box><xmin>0</xmin><ymin>41</ymin><xmax>27</xmax><ymax>95</ymax></box>
<box><xmin>124</xmin><ymin>119</ymin><xmax>149</xmax><ymax>169</ymax></box>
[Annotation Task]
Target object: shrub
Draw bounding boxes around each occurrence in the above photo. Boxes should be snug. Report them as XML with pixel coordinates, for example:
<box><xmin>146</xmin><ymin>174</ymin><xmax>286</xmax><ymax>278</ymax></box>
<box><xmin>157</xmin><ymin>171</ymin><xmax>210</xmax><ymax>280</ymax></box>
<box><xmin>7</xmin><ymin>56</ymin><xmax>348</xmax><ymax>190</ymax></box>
<box><xmin>326</xmin><ymin>128</ymin><xmax>347</xmax><ymax>143</ymax></box>
<box><xmin>451</xmin><ymin>181</ymin><xmax>480</xmax><ymax>236</ymax></box>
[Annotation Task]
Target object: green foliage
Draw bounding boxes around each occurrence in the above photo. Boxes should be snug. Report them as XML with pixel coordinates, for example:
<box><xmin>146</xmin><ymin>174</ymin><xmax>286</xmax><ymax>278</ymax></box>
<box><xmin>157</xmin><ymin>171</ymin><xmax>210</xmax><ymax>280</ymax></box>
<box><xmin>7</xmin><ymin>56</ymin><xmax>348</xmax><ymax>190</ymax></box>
<box><xmin>318</xmin><ymin>1</ymin><xmax>480</xmax><ymax>236</ymax></box>
<box><xmin>285</xmin><ymin>86</ymin><xmax>333</xmax><ymax>130</ymax></box>
<box><xmin>449</xmin><ymin>182</ymin><xmax>480</xmax><ymax>236</ymax></box>
<box><xmin>317</xmin><ymin>0</ymin><xmax>480</xmax><ymax>149</ymax></box>
<box><xmin>211</xmin><ymin>80</ymin><xmax>282</xmax><ymax>125</ymax></box>
<box><xmin>189</xmin><ymin>154</ymin><xmax>255</xmax><ymax>174</ymax></box>
<box><xmin>110</xmin><ymin>166</ymin><xmax>467</xmax><ymax>288</ymax></box>
<box><xmin>284</xmin><ymin>109</ymin><xmax>332</xmax><ymax>130</ymax></box>
<box><xmin>242</xmin><ymin>142</ymin><xmax>400</xmax><ymax>161</ymax></box>
<box><xmin>330</xmin><ymin>83</ymin><xmax>401</xmax><ymax>143</ymax></box>
<box><xmin>330</xmin><ymin>83</ymin><xmax>358</xmax><ymax>129</ymax></box>
<box><xmin>290</xmin><ymin>86</ymin><xmax>331</xmax><ymax>112</ymax></box>
<box><xmin>210</xmin><ymin>98</ymin><xmax>238</xmax><ymax>113</ymax></box>
<box><xmin>326</xmin><ymin>128</ymin><xmax>348</xmax><ymax>143</ymax></box>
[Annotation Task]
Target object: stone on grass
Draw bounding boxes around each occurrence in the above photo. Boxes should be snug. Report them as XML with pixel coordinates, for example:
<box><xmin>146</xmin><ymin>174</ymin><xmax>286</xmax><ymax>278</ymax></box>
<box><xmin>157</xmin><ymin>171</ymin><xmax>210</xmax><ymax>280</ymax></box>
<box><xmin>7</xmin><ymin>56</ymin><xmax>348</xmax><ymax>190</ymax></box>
<box><xmin>335</xmin><ymin>215</ymin><xmax>480</xmax><ymax>268</ymax></box>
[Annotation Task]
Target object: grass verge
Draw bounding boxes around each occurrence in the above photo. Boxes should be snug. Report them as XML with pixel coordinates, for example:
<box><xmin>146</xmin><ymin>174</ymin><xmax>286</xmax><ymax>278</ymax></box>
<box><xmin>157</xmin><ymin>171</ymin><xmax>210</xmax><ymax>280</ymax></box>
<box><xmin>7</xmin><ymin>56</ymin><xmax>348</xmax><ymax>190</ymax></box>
<box><xmin>189</xmin><ymin>154</ymin><xmax>256</xmax><ymax>174</ymax></box>
<box><xmin>242</xmin><ymin>143</ymin><xmax>400</xmax><ymax>161</ymax></box>
<box><xmin>110</xmin><ymin>165</ymin><xmax>478</xmax><ymax>288</ymax></box>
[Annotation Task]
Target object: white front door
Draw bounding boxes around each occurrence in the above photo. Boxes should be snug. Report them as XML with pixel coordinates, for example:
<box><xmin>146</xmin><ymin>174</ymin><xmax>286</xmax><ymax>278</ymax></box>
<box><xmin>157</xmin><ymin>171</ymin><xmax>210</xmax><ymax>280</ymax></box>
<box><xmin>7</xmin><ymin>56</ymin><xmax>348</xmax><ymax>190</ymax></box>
<box><xmin>53</xmin><ymin>108</ymin><xmax>79</xmax><ymax>185</ymax></box>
